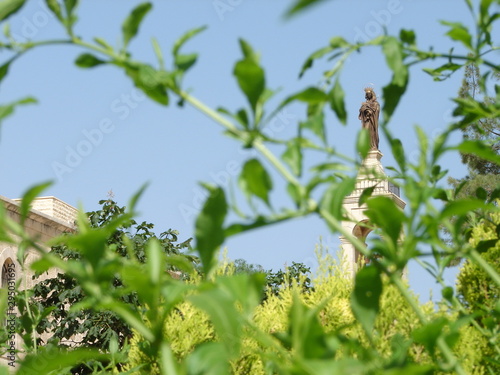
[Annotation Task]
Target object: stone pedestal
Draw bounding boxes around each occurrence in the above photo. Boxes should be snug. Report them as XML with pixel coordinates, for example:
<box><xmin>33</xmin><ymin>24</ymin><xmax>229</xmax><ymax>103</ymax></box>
<box><xmin>341</xmin><ymin>150</ymin><xmax>406</xmax><ymax>276</ymax></box>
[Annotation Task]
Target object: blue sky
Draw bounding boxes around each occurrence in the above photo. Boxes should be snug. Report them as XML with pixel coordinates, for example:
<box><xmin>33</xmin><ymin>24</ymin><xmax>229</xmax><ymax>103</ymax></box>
<box><xmin>1</xmin><ymin>0</ymin><xmax>491</xmax><ymax>300</ymax></box>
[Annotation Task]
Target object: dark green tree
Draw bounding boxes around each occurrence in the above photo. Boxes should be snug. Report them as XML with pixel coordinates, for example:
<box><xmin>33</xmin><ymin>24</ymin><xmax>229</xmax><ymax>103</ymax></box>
<box><xmin>30</xmin><ymin>199</ymin><xmax>193</xmax><ymax>353</ymax></box>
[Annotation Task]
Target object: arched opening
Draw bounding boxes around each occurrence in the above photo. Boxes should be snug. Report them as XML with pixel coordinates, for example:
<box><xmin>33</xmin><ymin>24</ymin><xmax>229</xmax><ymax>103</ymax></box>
<box><xmin>352</xmin><ymin>220</ymin><xmax>372</xmax><ymax>266</ymax></box>
<box><xmin>1</xmin><ymin>258</ymin><xmax>15</xmax><ymax>289</ymax></box>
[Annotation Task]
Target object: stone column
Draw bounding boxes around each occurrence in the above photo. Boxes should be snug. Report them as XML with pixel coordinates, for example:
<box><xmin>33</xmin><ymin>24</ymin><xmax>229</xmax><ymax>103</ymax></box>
<box><xmin>341</xmin><ymin>151</ymin><xmax>406</xmax><ymax>277</ymax></box>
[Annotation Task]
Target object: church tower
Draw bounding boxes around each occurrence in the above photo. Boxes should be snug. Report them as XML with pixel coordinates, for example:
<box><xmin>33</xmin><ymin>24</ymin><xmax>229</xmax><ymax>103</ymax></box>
<box><xmin>341</xmin><ymin>89</ymin><xmax>406</xmax><ymax>276</ymax></box>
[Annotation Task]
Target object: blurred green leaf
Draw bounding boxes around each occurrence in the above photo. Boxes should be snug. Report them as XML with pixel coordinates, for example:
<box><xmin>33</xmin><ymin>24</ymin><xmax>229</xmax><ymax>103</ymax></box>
<box><xmin>282</xmin><ymin>139</ymin><xmax>303</xmax><ymax>176</ymax></box>
<box><xmin>195</xmin><ymin>185</ymin><xmax>227</xmax><ymax>275</ymax></box>
<box><xmin>233</xmin><ymin>49</ymin><xmax>265</xmax><ymax>113</ymax></box>
<box><xmin>282</xmin><ymin>87</ymin><xmax>327</xmax><ymax>107</ymax></box>
<box><xmin>365</xmin><ymin>196</ymin><xmax>406</xmax><ymax>245</ymax></box>
<box><xmin>299</xmin><ymin>45</ymin><xmax>333</xmax><ymax>78</ymax></box>
<box><xmin>359</xmin><ymin>186</ymin><xmax>376</xmax><ymax>207</ymax></box>
<box><xmin>124</xmin><ymin>63</ymin><xmax>169</xmax><ymax>105</ymax></box>
<box><xmin>412</xmin><ymin>317</ymin><xmax>448</xmax><ymax>355</ymax></box>
<box><xmin>172</xmin><ymin>25</ymin><xmax>207</xmax><ymax>57</ymax></box>
<box><xmin>75</xmin><ymin>53</ymin><xmax>106</xmax><ymax>68</ymax></box>
<box><xmin>351</xmin><ymin>266</ymin><xmax>382</xmax><ymax>337</ymax></box>
<box><xmin>399</xmin><ymin>29</ymin><xmax>416</xmax><ymax>45</ymax></box>
<box><xmin>321</xmin><ymin>177</ymin><xmax>355</xmax><ymax>221</ymax></box>
<box><xmin>190</xmin><ymin>288</ymin><xmax>242</xmax><ymax>358</ymax></box>
<box><xmin>122</xmin><ymin>2</ymin><xmax>152</xmax><ymax>48</ymax></box>
<box><xmin>356</xmin><ymin>128</ymin><xmax>370</xmax><ymax>159</ymax></box>
<box><xmin>186</xmin><ymin>342</ymin><xmax>230</xmax><ymax>375</ymax></box>
<box><xmin>17</xmin><ymin>347</ymin><xmax>108</xmax><ymax>375</ymax></box>
<box><xmin>301</xmin><ymin>103</ymin><xmax>326</xmax><ymax>144</ymax></box>
<box><xmin>0</xmin><ymin>97</ymin><xmax>37</xmax><ymax>126</ymax></box>
<box><xmin>285</xmin><ymin>0</ymin><xmax>329</xmax><ymax>18</ymax></box>
<box><xmin>0</xmin><ymin>0</ymin><xmax>27</xmax><ymax>21</ymax></box>
<box><xmin>329</xmin><ymin>78</ymin><xmax>347</xmax><ymax>125</ymax></box>
<box><xmin>45</xmin><ymin>0</ymin><xmax>63</xmax><ymax>21</ymax></box>
<box><xmin>239</xmin><ymin>158</ymin><xmax>273</xmax><ymax>206</ymax></box>
<box><xmin>441</xmin><ymin>21</ymin><xmax>473</xmax><ymax>49</ymax></box>
<box><xmin>19</xmin><ymin>181</ymin><xmax>52</xmax><ymax>226</ymax></box>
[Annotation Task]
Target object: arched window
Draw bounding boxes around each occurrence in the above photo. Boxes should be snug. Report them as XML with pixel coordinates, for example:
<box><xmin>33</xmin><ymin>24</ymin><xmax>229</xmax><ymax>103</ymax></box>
<box><xmin>2</xmin><ymin>258</ymin><xmax>15</xmax><ymax>289</ymax></box>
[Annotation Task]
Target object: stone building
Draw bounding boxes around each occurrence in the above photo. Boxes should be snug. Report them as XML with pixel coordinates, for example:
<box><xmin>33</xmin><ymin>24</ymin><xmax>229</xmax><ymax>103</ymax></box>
<box><xmin>0</xmin><ymin>195</ymin><xmax>77</xmax><ymax>368</ymax></box>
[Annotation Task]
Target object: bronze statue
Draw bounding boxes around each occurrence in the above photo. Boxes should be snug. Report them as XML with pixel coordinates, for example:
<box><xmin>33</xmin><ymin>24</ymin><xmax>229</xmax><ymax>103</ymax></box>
<box><xmin>358</xmin><ymin>88</ymin><xmax>380</xmax><ymax>150</ymax></box>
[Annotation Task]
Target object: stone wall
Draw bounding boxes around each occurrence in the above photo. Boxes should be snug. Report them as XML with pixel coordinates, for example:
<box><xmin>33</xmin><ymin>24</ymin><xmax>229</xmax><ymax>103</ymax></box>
<box><xmin>0</xmin><ymin>195</ymin><xmax>76</xmax><ymax>370</ymax></box>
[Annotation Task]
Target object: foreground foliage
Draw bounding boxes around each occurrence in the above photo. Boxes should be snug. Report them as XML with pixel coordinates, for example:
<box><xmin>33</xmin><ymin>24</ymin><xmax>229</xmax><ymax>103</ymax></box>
<box><xmin>0</xmin><ymin>0</ymin><xmax>498</xmax><ymax>374</ymax></box>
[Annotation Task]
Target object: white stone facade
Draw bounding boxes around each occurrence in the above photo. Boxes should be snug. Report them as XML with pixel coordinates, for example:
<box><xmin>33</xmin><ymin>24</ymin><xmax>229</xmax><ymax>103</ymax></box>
<box><xmin>341</xmin><ymin>151</ymin><xmax>406</xmax><ymax>276</ymax></box>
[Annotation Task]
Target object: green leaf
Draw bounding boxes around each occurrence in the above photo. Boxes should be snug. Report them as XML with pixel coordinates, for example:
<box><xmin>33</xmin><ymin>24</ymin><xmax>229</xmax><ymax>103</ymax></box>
<box><xmin>365</xmin><ymin>196</ymin><xmax>406</xmax><ymax>245</ymax></box>
<box><xmin>282</xmin><ymin>87</ymin><xmax>327</xmax><ymax>107</ymax></box>
<box><xmin>412</xmin><ymin>317</ymin><xmax>448</xmax><ymax>355</ymax></box>
<box><xmin>382</xmin><ymin>37</ymin><xmax>407</xmax><ymax>87</ymax></box>
<box><xmin>238</xmin><ymin>158</ymin><xmax>273</xmax><ymax>206</ymax></box>
<box><xmin>147</xmin><ymin>239</ymin><xmax>162</xmax><ymax>285</ymax></box>
<box><xmin>440</xmin><ymin>199</ymin><xmax>489</xmax><ymax>219</ymax></box>
<box><xmin>122</xmin><ymin>2</ymin><xmax>152</xmax><ymax>48</ymax></box>
<box><xmin>45</xmin><ymin>0</ymin><xmax>63</xmax><ymax>21</ymax></box>
<box><xmin>174</xmin><ymin>53</ymin><xmax>198</xmax><ymax>72</ymax></box>
<box><xmin>390</xmin><ymin>138</ymin><xmax>406</xmax><ymax>171</ymax></box>
<box><xmin>359</xmin><ymin>186</ymin><xmax>376</xmax><ymax>207</ymax></box>
<box><xmin>0</xmin><ymin>0</ymin><xmax>27</xmax><ymax>21</ymax></box>
<box><xmin>329</xmin><ymin>78</ymin><xmax>347</xmax><ymax>125</ymax></box>
<box><xmin>285</xmin><ymin>0</ymin><xmax>328</xmax><ymax>18</ymax></box>
<box><xmin>19</xmin><ymin>182</ymin><xmax>52</xmax><ymax>226</ymax></box>
<box><xmin>172</xmin><ymin>25</ymin><xmax>207</xmax><ymax>57</ymax></box>
<box><xmin>320</xmin><ymin>177</ymin><xmax>356</xmax><ymax>221</ymax></box>
<box><xmin>124</xmin><ymin>63</ymin><xmax>169</xmax><ymax>106</ymax></box>
<box><xmin>190</xmin><ymin>288</ymin><xmax>242</xmax><ymax>358</ymax></box>
<box><xmin>0</xmin><ymin>97</ymin><xmax>37</xmax><ymax>126</ymax></box>
<box><xmin>195</xmin><ymin>185</ymin><xmax>227</xmax><ymax>275</ymax></box>
<box><xmin>282</xmin><ymin>139</ymin><xmax>303</xmax><ymax>177</ymax></box>
<box><xmin>441</xmin><ymin>21</ymin><xmax>473</xmax><ymax>49</ymax></box>
<box><xmin>301</xmin><ymin>103</ymin><xmax>326</xmax><ymax>144</ymax></box>
<box><xmin>186</xmin><ymin>342</ymin><xmax>230</xmax><ymax>375</ymax></box>
<box><xmin>75</xmin><ymin>53</ymin><xmax>105</xmax><ymax>68</ymax></box>
<box><xmin>351</xmin><ymin>266</ymin><xmax>382</xmax><ymax>336</ymax></box>
<box><xmin>233</xmin><ymin>55</ymin><xmax>265</xmax><ymax>113</ymax></box>
<box><xmin>399</xmin><ymin>29</ymin><xmax>416</xmax><ymax>45</ymax></box>
<box><xmin>356</xmin><ymin>128</ymin><xmax>370</xmax><ymax>159</ymax></box>
<box><xmin>17</xmin><ymin>348</ymin><xmax>108</xmax><ymax>375</ymax></box>
<box><xmin>456</xmin><ymin>140</ymin><xmax>500</xmax><ymax>166</ymax></box>
<box><xmin>382</xmin><ymin>78</ymin><xmax>408</xmax><ymax>123</ymax></box>
<box><xmin>299</xmin><ymin>45</ymin><xmax>333</xmax><ymax>78</ymax></box>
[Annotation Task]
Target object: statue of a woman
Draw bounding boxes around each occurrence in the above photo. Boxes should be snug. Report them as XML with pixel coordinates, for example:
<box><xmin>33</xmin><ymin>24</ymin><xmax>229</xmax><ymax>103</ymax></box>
<box><xmin>358</xmin><ymin>88</ymin><xmax>380</xmax><ymax>150</ymax></box>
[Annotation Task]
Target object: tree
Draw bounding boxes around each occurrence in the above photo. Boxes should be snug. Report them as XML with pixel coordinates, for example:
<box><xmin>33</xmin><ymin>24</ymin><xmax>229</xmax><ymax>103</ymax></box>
<box><xmin>449</xmin><ymin>62</ymin><xmax>500</xmax><ymax>198</ymax></box>
<box><xmin>29</xmin><ymin>198</ymin><xmax>193</xmax><ymax>373</ymax></box>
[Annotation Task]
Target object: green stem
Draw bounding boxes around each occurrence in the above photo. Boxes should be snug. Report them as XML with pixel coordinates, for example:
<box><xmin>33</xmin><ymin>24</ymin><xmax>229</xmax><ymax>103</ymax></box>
<box><xmin>176</xmin><ymin>90</ymin><xmax>302</xmax><ymax>190</ymax></box>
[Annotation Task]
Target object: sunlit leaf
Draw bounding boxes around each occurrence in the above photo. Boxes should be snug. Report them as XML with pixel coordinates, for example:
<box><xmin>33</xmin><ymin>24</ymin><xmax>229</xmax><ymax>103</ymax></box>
<box><xmin>329</xmin><ymin>78</ymin><xmax>347</xmax><ymax>125</ymax></box>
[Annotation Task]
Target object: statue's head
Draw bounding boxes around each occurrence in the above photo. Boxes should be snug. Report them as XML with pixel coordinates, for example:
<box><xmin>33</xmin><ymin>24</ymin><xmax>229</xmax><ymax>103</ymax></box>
<box><xmin>364</xmin><ymin>87</ymin><xmax>376</xmax><ymax>100</ymax></box>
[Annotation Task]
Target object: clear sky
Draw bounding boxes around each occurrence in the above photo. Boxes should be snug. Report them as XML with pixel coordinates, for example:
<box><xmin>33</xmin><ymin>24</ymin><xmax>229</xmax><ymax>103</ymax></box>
<box><xmin>1</xmin><ymin>0</ymin><xmax>491</xmax><ymax>300</ymax></box>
